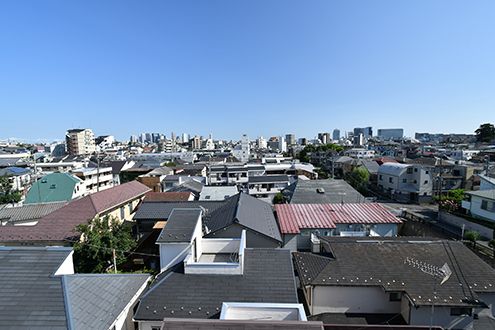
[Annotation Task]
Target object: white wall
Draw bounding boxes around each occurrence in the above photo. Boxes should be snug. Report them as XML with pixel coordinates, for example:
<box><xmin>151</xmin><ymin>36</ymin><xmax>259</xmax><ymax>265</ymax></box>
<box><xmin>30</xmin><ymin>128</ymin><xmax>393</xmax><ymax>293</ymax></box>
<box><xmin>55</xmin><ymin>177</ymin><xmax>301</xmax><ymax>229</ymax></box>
<box><xmin>158</xmin><ymin>243</ymin><xmax>190</xmax><ymax>272</ymax></box>
<box><xmin>138</xmin><ymin>321</ymin><xmax>162</xmax><ymax>330</ymax></box>
<box><xmin>54</xmin><ymin>251</ymin><xmax>75</xmax><ymax>275</ymax></box>
<box><xmin>312</xmin><ymin>286</ymin><xmax>401</xmax><ymax>315</ymax></box>
<box><xmin>469</xmin><ymin>195</ymin><xmax>495</xmax><ymax>222</ymax></box>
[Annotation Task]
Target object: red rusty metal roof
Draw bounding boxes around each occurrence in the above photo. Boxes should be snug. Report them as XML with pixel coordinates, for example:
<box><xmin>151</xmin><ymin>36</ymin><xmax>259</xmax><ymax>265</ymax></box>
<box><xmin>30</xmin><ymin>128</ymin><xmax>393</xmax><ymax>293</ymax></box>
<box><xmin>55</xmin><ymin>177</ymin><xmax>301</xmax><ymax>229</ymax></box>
<box><xmin>275</xmin><ymin>203</ymin><xmax>401</xmax><ymax>234</ymax></box>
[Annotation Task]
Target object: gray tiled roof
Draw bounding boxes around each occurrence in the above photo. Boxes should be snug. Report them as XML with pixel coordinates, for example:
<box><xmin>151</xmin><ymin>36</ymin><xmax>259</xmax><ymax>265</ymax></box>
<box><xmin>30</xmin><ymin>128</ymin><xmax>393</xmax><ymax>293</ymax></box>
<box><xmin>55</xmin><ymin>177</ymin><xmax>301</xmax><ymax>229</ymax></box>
<box><xmin>205</xmin><ymin>193</ymin><xmax>282</xmax><ymax>242</ymax></box>
<box><xmin>248</xmin><ymin>175</ymin><xmax>290</xmax><ymax>183</ymax></box>
<box><xmin>287</xmin><ymin>179</ymin><xmax>366</xmax><ymax>204</ymax></box>
<box><xmin>0</xmin><ymin>247</ymin><xmax>71</xmax><ymax>330</ymax></box>
<box><xmin>156</xmin><ymin>209</ymin><xmax>202</xmax><ymax>243</ymax></box>
<box><xmin>63</xmin><ymin>274</ymin><xmax>150</xmax><ymax>330</ymax></box>
<box><xmin>134</xmin><ymin>248</ymin><xmax>298</xmax><ymax>321</ymax></box>
<box><xmin>293</xmin><ymin>238</ymin><xmax>495</xmax><ymax>307</ymax></box>
<box><xmin>133</xmin><ymin>201</ymin><xmax>225</xmax><ymax>220</ymax></box>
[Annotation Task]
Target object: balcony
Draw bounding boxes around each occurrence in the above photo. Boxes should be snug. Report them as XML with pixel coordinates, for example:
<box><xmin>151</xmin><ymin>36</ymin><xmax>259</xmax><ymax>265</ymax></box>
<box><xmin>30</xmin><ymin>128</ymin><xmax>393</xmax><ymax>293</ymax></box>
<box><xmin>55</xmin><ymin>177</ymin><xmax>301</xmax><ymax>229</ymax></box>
<box><xmin>184</xmin><ymin>230</ymin><xmax>246</xmax><ymax>275</ymax></box>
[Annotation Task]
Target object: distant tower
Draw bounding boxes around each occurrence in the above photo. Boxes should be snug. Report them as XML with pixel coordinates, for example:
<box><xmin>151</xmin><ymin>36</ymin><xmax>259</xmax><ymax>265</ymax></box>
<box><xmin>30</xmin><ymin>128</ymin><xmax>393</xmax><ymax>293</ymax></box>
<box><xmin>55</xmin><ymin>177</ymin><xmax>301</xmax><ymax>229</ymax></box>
<box><xmin>332</xmin><ymin>129</ymin><xmax>340</xmax><ymax>141</ymax></box>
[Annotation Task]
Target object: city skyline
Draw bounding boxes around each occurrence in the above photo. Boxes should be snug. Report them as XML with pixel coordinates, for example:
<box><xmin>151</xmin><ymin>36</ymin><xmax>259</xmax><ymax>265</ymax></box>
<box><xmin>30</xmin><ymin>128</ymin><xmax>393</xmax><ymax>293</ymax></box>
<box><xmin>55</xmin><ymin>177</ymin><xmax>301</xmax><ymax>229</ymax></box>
<box><xmin>1</xmin><ymin>0</ymin><xmax>494</xmax><ymax>141</ymax></box>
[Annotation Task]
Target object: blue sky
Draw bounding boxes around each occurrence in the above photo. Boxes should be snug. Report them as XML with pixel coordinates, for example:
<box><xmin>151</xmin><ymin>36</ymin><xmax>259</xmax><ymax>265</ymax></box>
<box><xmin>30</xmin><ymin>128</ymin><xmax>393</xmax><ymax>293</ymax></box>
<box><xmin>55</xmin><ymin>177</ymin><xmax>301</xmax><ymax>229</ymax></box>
<box><xmin>1</xmin><ymin>0</ymin><xmax>494</xmax><ymax>142</ymax></box>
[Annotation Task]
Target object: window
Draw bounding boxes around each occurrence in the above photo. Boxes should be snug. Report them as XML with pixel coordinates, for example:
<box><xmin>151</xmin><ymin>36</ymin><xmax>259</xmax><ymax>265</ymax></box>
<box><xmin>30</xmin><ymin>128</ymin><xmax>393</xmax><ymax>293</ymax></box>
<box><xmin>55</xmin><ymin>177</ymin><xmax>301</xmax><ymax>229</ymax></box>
<box><xmin>407</xmin><ymin>168</ymin><xmax>413</xmax><ymax>174</ymax></box>
<box><xmin>450</xmin><ymin>307</ymin><xmax>472</xmax><ymax>316</ymax></box>
<box><xmin>425</xmin><ymin>170</ymin><xmax>429</xmax><ymax>174</ymax></box>
<box><xmin>424</xmin><ymin>180</ymin><xmax>429</xmax><ymax>184</ymax></box>
<box><xmin>402</xmin><ymin>179</ymin><xmax>407</xmax><ymax>183</ymax></box>
<box><xmin>379</xmin><ymin>175</ymin><xmax>383</xmax><ymax>180</ymax></box>
<box><xmin>389</xmin><ymin>292</ymin><xmax>402</xmax><ymax>301</ymax></box>
<box><xmin>389</xmin><ymin>177</ymin><xmax>393</xmax><ymax>183</ymax></box>
<box><xmin>151</xmin><ymin>327</ymin><xmax>161</xmax><ymax>330</ymax></box>
<box><xmin>414</xmin><ymin>168</ymin><xmax>418</xmax><ymax>172</ymax></box>
<box><xmin>481</xmin><ymin>200</ymin><xmax>495</xmax><ymax>212</ymax></box>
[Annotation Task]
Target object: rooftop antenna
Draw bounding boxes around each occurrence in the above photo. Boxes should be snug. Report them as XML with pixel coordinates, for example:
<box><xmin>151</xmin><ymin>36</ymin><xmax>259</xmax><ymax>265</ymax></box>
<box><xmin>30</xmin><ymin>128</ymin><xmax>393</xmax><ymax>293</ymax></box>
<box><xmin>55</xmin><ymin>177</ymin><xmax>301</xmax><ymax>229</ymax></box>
<box><xmin>404</xmin><ymin>257</ymin><xmax>452</xmax><ymax>330</ymax></box>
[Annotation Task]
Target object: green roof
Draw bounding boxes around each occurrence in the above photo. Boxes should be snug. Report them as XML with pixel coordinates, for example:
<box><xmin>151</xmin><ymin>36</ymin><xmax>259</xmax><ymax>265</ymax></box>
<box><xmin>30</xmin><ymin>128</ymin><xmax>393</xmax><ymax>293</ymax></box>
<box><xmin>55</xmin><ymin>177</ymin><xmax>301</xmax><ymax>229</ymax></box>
<box><xmin>25</xmin><ymin>173</ymin><xmax>82</xmax><ymax>204</ymax></box>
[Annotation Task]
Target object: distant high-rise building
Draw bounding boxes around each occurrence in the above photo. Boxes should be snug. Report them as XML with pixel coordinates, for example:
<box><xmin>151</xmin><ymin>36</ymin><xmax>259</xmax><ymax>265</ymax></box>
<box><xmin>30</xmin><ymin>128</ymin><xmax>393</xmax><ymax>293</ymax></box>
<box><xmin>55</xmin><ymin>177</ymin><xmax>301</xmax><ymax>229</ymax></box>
<box><xmin>130</xmin><ymin>135</ymin><xmax>138</xmax><ymax>143</ymax></box>
<box><xmin>317</xmin><ymin>132</ymin><xmax>331</xmax><ymax>144</ymax></box>
<box><xmin>140</xmin><ymin>133</ymin><xmax>146</xmax><ymax>143</ymax></box>
<box><xmin>353</xmin><ymin>127</ymin><xmax>373</xmax><ymax>138</ymax></box>
<box><xmin>65</xmin><ymin>128</ymin><xmax>96</xmax><ymax>155</ymax></box>
<box><xmin>145</xmin><ymin>133</ymin><xmax>152</xmax><ymax>143</ymax></box>
<box><xmin>278</xmin><ymin>136</ymin><xmax>287</xmax><ymax>153</ymax></box>
<box><xmin>191</xmin><ymin>135</ymin><xmax>202</xmax><ymax>150</ymax></box>
<box><xmin>285</xmin><ymin>134</ymin><xmax>296</xmax><ymax>146</ymax></box>
<box><xmin>332</xmin><ymin>129</ymin><xmax>340</xmax><ymax>141</ymax></box>
<box><xmin>377</xmin><ymin>128</ymin><xmax>404</xmax><ymax>140</ymax></box>
<box><xmin>298</xmin><ymin>138</ymin><xmax>307</xmax><ymax>145</ymax></box>
<box><xmin>233</xmin><ymin>134</ymin><xmax>250</xmax><ymax>162</ymax></box>
<box><xmin>353</xmin><ymin>133</ymin><xmax>364</xmax><ymax>146</ymax></box>
<box><xmin>181</xmin><ymin>133</ymin><xmax>189</xmax><ymax>144</ymax></box>
<box><xmin>257</xmin><ymin>136</ymin><xmax>268</xmax><ymax>149</ymax></box>
<box><xmin>151</xmin><ymin>133</ymin><xmax>161</xmax><ymax>144</ymax></box>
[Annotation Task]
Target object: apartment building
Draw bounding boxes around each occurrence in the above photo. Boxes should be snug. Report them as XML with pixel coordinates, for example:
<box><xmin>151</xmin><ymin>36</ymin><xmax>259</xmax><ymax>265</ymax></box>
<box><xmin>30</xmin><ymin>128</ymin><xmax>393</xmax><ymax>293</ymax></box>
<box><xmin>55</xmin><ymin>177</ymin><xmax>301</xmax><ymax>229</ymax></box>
<box><xmin>377</xmin><ymin>163</ymin><xmax>433</xmax><ymax>203</ymax></box>
<box><xmin>65</xmin><ymin>128</ymin><xmax>96</xmax><ymax>155</ymax></box>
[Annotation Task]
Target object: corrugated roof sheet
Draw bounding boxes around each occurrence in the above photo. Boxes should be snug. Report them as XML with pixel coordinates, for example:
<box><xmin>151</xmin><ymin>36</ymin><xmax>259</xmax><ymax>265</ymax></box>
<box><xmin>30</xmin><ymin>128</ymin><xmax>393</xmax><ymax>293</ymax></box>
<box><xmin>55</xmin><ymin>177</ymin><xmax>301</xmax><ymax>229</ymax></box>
<box><xmin>275</xmin><ymin>203</ymin><xmax>402</xmax><ymax>234</ymax></box>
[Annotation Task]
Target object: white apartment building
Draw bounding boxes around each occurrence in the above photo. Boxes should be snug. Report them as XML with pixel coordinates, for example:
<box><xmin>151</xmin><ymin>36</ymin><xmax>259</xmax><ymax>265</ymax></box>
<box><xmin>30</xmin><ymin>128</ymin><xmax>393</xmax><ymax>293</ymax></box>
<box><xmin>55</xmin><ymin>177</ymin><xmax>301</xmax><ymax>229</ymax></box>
<box><xmin>377</xmin><ymin>163</ymin><xmax>433</xmax><ymax>203</ymax></box>
<box><xmin>72</xmin><ymin>166</ymin><xmax>114</xmax><ymax>194</ymax></box>
<box><xmin>65</xmin><ymin>128</ymin><xmax>96</xmax><ymax>155</ymax></box>
<box><xmin>344</xmin><ymin>148</ymin><xmax>375</xmax><ymax>159</ymax></box>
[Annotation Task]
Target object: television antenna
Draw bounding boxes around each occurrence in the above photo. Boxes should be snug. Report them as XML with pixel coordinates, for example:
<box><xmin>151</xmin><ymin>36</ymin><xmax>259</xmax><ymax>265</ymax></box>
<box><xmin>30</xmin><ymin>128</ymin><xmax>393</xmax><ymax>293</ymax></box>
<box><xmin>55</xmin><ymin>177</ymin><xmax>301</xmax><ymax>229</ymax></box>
<box><xmin>404</xmin><ymin>257</ymin><xmax>452</xmax><ymax>329</ymax></box>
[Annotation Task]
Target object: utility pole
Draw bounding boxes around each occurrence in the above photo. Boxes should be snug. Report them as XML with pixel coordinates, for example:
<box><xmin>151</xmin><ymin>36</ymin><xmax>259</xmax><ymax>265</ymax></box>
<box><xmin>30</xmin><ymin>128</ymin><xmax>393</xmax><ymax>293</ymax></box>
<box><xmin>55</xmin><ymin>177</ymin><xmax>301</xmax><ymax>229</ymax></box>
<box><xmin>96</xmin><ymin>151</ymin><xmax>100</xmax><ymax>192</ymax></box>
<box><xmin>112</xmin><ymin>248</ymin><xmax>117</xmax><ymax>273</ymax></box>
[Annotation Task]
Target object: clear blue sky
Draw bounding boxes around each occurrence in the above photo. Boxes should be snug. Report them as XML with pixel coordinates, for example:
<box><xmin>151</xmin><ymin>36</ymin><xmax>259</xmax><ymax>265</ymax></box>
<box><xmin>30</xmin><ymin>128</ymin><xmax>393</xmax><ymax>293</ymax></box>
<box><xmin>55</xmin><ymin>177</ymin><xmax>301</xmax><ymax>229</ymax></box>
<box><xmin>1</xmin><ymin>0</ymin><xmax>494</xmax><ymax>142</ymax></box>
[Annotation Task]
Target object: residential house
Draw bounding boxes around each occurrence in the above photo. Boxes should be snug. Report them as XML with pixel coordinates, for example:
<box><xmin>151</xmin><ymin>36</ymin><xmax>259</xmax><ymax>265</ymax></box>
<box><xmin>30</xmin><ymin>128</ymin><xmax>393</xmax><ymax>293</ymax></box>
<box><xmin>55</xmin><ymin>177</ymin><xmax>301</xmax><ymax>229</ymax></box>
<box><xmin>35</xmin><ymin>155</ymin><xmax>87</xmax><ymax>174</ymax></box>
<box><xmin>133</xmin><ymin>193</ymin><xmax>282</xmax><ymax>248</ymax></box>
<box><xmin>137</xmin><ymin>166</ymin><xmax>174</xmax><ymax>192</ymax></box>
<box><xmin>275</xmin><ymin>203</ymin><xmax>401</xmax><ymax>251</ymax></box>
<box><xmin>0</xmin><ymin>247</ymin><xmax>149</xmax><ymax>330</ymax></box>
<box><xmin>293</xmin><ymin>237</ymin><xmax>495</xmax><ymax>329</ymax></box>
<box><xmin>479</xmin><ymin>174</ymin><xmax>495</xmax><ymax>191</ymax></box>
<box><xmin>462</xmin><ymin>190</ymin><xmax>495</xmax><ymax>222</ymax></box>
<box><xmin>25</xmin><ymin>172</ymin><xmax>87</xmax><ymax>204</ymax></box>
<box><xmin>72</xmin><ymin>166</ymin><xmax>114</xmax><ymax>194</ymax></box>
<box><xmin>133</xmin><ymin>214</ymin><xmax>298</xmax><ymax>329</ymax></box>
<box><xmin>284</xmin><ymin>179</ymin><xmax>366</xmax><ymax>204</ymax></box>
<box><xmin>0</xmin><ymin>201</ymin><xmax>67</xmax><ymax>226</ymax></box>
<box><xmin>0</xmin><ymin>181</ymin><xmax>150</xmax><ymax>245</ymax></box>
<box><xmin>0</xmin><ymin>166</ymin><xmax>31</xmax><ymax>192</ymax></box>
<box><xmin>199</xmin><ymin>186</ymin><xmax>239</xmax><ymax>201</ymax></box>
<box><xmin>344</xmin><ymin>148</ymin><xmax>376</xmax><ymax>159</ymax></box>
<box><xmin>247</xmin><ymin>175</ymin><xmax>291</xmax><ymax>198</ymax></box>
<box><xmin>377</xmin><ymin>163</ymin><xmax>433</xmax><ymax>203</ymax></box>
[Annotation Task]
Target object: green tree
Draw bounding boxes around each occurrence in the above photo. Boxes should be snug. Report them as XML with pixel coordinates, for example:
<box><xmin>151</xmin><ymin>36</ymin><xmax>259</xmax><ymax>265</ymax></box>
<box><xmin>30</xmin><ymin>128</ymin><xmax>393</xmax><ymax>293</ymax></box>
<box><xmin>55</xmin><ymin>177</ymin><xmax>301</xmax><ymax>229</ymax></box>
<box><xmin>0</xmin><ymin>175</ymin><xmax>21</xmax><ymax>204</ymax></box>
<box><xmin>345</xmin><ymin>167</ymin><xmax>370</xmax><ymax>194</ymax></box>
<box><xmin>273</xmin><ymin>192</ymin><xmax>285</xmax><ymax>204</ymax></box>
<box><xmin>464</xmin><ymin>230</ymin><xmax>481</xmax><ymax>249</ymax></box>
<box><xmin>436</xmin><ymin>189</ymin><xmax>464</xmax><ymax>213</ymax></box>
<box><xmin>73</xmin><ymin>216</ymin><xmax>136</xmax><ymax>273</ymax></box>
<box><xmin>475</xmin><ymin>123</ymin><xmax>495</xmax><ymax>143</ymax></box>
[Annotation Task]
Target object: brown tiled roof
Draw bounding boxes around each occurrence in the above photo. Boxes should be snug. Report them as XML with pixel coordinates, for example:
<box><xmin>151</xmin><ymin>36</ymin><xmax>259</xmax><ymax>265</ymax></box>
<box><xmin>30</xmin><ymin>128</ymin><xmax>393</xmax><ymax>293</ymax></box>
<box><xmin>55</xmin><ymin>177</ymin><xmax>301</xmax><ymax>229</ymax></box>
<box><xmin>144</xmin><ymin>192</ymin><xmax>193</xmax><ymax>202</ymax></box>
<box><xmin>0</xmin><ymin>181</ymin><xmax>150</xmax><ymax>243</ymax></box>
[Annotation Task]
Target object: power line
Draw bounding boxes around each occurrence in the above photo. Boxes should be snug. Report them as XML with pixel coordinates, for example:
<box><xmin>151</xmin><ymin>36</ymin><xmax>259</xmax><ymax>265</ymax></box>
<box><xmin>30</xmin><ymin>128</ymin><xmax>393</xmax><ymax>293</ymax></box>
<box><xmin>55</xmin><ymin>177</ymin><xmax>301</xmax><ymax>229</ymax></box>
<box><xmin>63</xmin><ymin>238</ymin><xmax>161</xmax><ymax>258</ymax></box>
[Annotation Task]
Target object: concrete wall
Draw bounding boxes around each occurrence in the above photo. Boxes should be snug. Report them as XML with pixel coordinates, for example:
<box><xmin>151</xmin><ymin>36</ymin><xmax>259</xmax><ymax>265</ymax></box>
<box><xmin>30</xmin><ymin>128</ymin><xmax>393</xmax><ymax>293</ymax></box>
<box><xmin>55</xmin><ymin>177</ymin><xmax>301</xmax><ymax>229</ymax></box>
<box><xmin>206</xmin><ymin>224</ymin><xmax>280</xmax><ymax>248</ymax></box>
<box><xmin>283</xmin><ymin>234</ymin><xmax>298</xmax><ymax>251</ymax></box>
<box><xmin>311</xmin><ymin>286</ymin><xmax>401</xmax><ymax>315</ymax></box>
<box><xmin>409</xmin><ymin>305</ymin><xmax>473</xmax><ymax>329</ymax></box>
<box><xmin>439</xmin><ymin>211</ymin><xmax>494</xmax><ymax>239</ymax></box>
<box><xmin>478</xmin><ymin>292</ymin><xmax>495</xmax><ymax>318</ymax></box>
<box><xmin>138</xmin><ymin>321</ymin><xmax>162</xmax><ymax>330</ymax></box>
